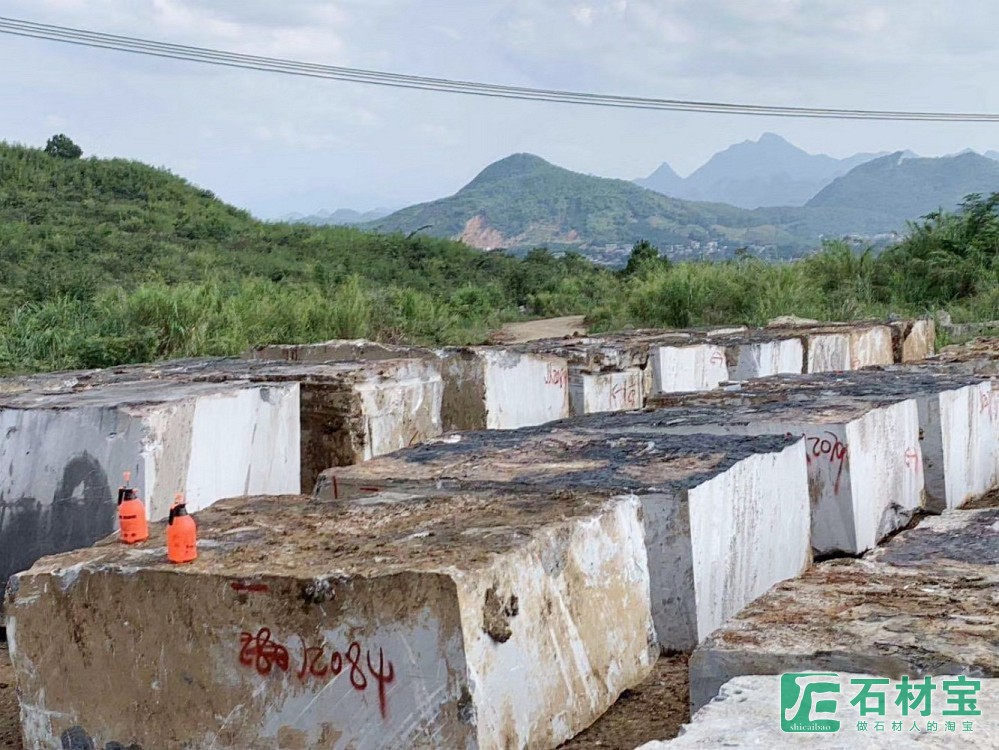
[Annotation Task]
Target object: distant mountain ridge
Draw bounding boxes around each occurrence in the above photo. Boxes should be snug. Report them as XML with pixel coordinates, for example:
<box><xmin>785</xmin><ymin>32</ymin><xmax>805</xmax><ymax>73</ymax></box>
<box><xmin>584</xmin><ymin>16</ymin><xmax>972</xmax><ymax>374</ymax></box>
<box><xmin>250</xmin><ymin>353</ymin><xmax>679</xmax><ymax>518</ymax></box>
<box><xmin>369</xmin><ymin>149</ymin><xmax>999</xmax><ymax>262</ymax></box>
<box><xmin>636</xmin><ymin>133</ymin><xmax>886</xmax><ymax>208</ymax></box>
<box><xmin>283</xmin><ymin>207</ymin><xmax>391</xmax><ymax>225</ymax></box>
<box><xmin>807</xmin><ymin>151</ymin><xmax>999</xmax><ymax>217</ymax></box>
<box><xmin>368</xmin><ymin>153</ymin><xmax>797</xmax><ymax>256</ymax></box>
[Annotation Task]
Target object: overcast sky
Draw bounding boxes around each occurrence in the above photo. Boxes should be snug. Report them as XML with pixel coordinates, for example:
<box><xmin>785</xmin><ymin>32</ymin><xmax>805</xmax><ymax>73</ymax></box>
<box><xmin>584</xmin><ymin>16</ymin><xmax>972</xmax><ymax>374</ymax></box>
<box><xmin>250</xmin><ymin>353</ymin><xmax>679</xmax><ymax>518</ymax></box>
<box><xmin>2</xmin><ymin>0</ymin><xmax>997</xmax><ymax>218</ymax></box>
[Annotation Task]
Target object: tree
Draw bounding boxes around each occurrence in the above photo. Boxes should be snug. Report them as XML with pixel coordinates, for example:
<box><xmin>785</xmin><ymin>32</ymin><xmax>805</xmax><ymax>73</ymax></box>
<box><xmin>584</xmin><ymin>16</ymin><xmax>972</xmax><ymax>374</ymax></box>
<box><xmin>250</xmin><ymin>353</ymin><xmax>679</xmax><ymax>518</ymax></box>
<box><xmin>623</xmin><ymin>239</ymin><xmax>665</xmax><ymax>276</ymax></box>
<box><xmin>44</xmin><ymin>134</ymin><xmax>83</xmax><ymax>159</ymax></box>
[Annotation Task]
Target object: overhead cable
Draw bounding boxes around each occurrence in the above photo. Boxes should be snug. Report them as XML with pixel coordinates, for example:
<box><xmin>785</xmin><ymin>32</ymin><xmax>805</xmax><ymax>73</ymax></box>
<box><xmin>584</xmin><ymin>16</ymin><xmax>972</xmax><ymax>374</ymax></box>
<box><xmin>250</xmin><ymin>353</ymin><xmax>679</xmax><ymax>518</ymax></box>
<box><xmin>3</xmin><ymin>16</ymin><xmax>999</xmax><ymax>122</ymax></box>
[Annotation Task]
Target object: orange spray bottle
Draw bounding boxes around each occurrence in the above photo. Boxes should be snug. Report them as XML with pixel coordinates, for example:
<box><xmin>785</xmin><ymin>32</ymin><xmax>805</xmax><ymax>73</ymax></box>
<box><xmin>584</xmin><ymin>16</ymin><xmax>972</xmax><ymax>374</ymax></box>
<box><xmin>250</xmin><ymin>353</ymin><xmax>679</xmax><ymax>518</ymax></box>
<box><xmin>117</xmin><ymin>471</ymin><xmax>149</xmax><ymax>544</ymax></box>
<box><xmin>167</xmin><ymin>493</ymin><xmax>198</xmax><ymax>564</ymax></box>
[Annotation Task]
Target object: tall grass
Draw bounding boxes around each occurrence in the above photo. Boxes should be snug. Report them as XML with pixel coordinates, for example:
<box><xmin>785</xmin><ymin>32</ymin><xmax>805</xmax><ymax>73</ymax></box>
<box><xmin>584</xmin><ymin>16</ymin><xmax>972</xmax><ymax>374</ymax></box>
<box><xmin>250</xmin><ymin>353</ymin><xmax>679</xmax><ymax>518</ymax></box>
<box><xmin>2</xmin><ymin>194</ymin><xmax>998</xmax><ymax>377</ymax></box>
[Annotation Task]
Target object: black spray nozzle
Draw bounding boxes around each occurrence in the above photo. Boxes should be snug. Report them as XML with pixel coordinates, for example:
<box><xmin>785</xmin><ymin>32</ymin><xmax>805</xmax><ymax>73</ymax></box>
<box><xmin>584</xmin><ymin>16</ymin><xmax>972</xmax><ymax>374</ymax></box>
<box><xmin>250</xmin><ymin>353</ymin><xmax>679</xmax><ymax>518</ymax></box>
<box><xmin>168</xmin><ymin>503</ymin><xmax>189</xmax><ymax>525</ymax></box>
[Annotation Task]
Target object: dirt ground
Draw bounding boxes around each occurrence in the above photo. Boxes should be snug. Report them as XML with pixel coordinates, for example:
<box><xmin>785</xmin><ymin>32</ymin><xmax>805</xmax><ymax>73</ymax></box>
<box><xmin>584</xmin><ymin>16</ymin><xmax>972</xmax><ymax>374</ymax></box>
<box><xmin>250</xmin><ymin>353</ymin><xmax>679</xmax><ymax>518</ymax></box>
<box><xmin>964</xmin><ymin>486</ymin><xmax>999</xmax><ymax>509</ymax></box>
<box><xmin>491</xmin><ymin>315</ymin><xmax>588</xmax><ymax>344</ymax></box>
<box><xmin>559</xmin><ymin>654</ymin><xmax>689</xmax><ymax>750</ymax></box>
<box><xmin>0</xmin><ymin>642</ymin><xmax>21</xmax><ymax>750</ymax></box>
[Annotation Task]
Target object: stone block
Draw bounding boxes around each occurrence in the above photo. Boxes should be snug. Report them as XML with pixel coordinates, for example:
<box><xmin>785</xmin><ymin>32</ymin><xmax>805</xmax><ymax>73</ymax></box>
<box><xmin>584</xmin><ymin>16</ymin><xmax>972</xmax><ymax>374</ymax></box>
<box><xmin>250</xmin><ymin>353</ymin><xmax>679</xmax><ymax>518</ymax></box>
<box><xmin>724</xmin><ymin>337</ymin><xmax>805</xmax><ymax>380</ymax></box>
<box><xmin>317</xmin><ymin>427</ymin><xmax>810</xmax><ymax>652</ymax></box>
<box><xmin>1</xmin><ymin>357</ymin><xmax>445</xmax><ymax>491</ymax></box>
<box><xmin>6</xmin><ymin>490</ymin><xmax>656</xmax><ymax>750</ymax></box>
<box><xmin>848</xmin><ymin>324</ymin><xmax>895</xmax><ymax>368</ymax></box>
<box><xmin>0</xmin><ymin>379</ymin><xmax>300</xmax><ymax>598</ymax></box>
<box><xmin>802</xmin><ymin>331</ymin><xmax>852</xmax><ymax>373</ymax></box>
<box><xmin>729</xmin><ymin>369</ymin><xmax>996</xmax><ymax>512</ymax></box>
<box><xmin>514</xmin><ymin>337</ymin><xmax>652</xmax><ymax>415</ymax></box>
<box><xmin>639</xmin><ymin>673</ymin><xmax>999</xmax><ymax>748</ymax></box>
<box><xmin>688</xmin><ymin>509</ymin><xmax>999</xmax><ymax>712</ymax></box>
<box><xmin>245</xmin><ymin>339</ymin><xmax>572</xmax><ymax>432</ymax></box>
<box><xmin>584</xmin><ymin>398</ymin><xmax>925</xmax><ymax>556</ymax></box>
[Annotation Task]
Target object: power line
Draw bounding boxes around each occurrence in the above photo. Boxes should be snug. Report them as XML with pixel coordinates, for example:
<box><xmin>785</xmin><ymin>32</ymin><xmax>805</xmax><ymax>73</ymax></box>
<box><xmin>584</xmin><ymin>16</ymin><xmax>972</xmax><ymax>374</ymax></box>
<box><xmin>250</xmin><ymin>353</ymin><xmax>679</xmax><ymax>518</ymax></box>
<box><xmin>3</xmin><ymin>15</ymin><xmax>999</xmax><ymax>122</ymax></box>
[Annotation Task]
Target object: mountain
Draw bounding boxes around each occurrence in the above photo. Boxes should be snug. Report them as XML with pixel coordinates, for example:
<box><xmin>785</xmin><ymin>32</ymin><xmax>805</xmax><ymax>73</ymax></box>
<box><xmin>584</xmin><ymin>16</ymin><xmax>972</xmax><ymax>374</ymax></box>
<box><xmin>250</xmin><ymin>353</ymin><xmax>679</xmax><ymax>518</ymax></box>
<box><xmin>807</xmin><ymin>151</ymin><xmax>999</xmax><ymax>218</ymax></box>
<box><xmin>369</xmin><ymin>150</ymin><xmax>999</xmax><ymax>260</ymax></box>
<box><xmin>367</xmin><ymin>153</ymin><xmax>805</xmax><ymax>259</ymax></box>
<box><xmin>986</xmin><ymin>150</ymin><xmax>999</xmax><ymax>162</ymax></box>
<box><xmin>283</xmin><ymin>207</ymin><xmax>392</xmax><ymax>225</ymax></box>
<box><xmin>634</xmin><ymin>161</ymin><xmax>685</xmax><ymax>198</ymax></box>
<box><xmin>637</xmin><ymin>133</ymin><xmax>884</xmax><ymax>208</ymax></box>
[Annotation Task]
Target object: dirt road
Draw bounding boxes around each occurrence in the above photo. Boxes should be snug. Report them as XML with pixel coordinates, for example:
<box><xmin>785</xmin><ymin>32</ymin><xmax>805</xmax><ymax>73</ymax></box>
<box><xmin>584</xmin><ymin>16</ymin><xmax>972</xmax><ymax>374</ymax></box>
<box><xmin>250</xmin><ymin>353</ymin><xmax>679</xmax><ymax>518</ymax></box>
<box><xmin>491</xmin><ymin>315</ymin><xmax>588</xmax><ymax>344</ymax></box>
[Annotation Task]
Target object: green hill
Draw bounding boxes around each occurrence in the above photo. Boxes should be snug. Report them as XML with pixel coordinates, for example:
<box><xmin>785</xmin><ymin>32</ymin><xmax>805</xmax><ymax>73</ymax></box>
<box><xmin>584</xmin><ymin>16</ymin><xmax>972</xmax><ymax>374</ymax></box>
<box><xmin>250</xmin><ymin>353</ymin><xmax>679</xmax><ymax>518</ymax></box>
<box><xmin>369</xmin><ymin>153</ymin><xmax>803</xmax><ymax>258</ymax></box>
<box><xmin>0</xmin><ymin>141</ymin><xmax>574</xmax><ymax>309</ymax></box>
<box><xmin>807</xmin><ymin>152</ymin><xmax>999</xmax><ymax>217</ymax></box>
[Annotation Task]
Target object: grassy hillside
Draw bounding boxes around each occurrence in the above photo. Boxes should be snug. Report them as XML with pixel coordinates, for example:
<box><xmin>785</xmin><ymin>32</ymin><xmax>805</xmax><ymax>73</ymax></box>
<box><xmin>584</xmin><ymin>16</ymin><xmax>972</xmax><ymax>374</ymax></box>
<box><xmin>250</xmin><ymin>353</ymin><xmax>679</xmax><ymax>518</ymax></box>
<box><xmin>1</xmin><ymin>139</ymin><xmax>997</xmax><ymax>376</ymax></box>
<box><xmin>0</xmin><ymin>141</ymin><xmax>620</xmax><ymax>371</ymax></box>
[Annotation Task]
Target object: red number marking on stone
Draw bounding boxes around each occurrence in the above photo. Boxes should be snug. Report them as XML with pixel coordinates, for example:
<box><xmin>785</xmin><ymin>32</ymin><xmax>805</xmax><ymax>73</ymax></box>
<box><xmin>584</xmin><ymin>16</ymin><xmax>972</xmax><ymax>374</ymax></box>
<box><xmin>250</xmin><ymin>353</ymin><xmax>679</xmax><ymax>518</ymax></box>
<box><xmin>238</xmin><ymin>628</ymin><xmax>290</xmax><ymax>675</ymax></box>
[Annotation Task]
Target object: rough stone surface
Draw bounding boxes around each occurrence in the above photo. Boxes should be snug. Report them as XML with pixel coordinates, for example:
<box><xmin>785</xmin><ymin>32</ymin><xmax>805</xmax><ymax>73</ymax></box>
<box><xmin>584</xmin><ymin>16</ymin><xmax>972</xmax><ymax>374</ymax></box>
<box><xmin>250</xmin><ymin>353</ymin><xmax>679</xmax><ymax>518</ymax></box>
<box><xmin>581</xmin><ymin>398</ymin><xmax>924</xmax><ymax>556</ymax></box>
<box><xmin>640</xmin><ymin>673</ymin><xmax>999</xmax><ymax>748</ymax></box>
<box><xmin>316</xmin><ymin>427</ymin><xmax>810</xmax><ymax>652</ymax></box>
<box><xmin>688</xmin><ymin>509</ymin><xmax>999</xmax><ymax>712</ymax></box>
<box><xmin>247</xmin><ymin>339</ymin><xmax>436</xmax><ymax>363</ymax></box>
<box><xmin>0</xmin><ymin>379</ymin><xmax>300</xmax><ymax>597</ymax></box>
<box><xmin>6</xmin><ymin>491</ymin><xmax>656</xmax><ymax>750</ymax></box>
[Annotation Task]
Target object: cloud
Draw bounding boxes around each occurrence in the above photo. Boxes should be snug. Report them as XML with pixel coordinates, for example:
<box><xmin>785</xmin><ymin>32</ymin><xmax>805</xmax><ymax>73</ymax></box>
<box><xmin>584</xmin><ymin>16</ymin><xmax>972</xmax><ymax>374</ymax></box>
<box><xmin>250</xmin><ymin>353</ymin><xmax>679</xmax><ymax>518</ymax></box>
<box><xmin>3</xmin><ymin>0</ymin><xmax>998</xmax><ymax>217</ymax></box>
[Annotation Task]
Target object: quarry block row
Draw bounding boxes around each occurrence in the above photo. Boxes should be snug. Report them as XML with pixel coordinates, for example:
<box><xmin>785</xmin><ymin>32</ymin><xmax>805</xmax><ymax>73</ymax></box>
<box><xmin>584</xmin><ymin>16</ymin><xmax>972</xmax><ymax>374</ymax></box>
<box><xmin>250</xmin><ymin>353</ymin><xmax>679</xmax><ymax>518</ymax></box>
<box><xmin>4</xmin><ymin>318</ymin><xmax>998</xmax><ymax>750</ymax></box>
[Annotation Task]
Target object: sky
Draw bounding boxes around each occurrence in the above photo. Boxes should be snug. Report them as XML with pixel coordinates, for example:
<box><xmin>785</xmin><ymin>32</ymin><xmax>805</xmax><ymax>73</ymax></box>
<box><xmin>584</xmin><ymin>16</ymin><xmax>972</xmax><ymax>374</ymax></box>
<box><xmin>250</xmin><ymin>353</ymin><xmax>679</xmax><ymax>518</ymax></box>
<box><xmin>2</xmin><ymin>0</ymin><xmax>998</xmax><ymax>218</ymax></box>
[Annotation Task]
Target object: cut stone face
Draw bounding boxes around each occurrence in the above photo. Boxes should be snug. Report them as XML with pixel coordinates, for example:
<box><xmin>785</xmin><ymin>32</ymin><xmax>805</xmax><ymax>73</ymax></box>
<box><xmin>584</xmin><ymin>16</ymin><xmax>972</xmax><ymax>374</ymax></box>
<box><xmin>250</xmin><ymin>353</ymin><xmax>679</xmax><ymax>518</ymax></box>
<box><xmin>638</xmin><ymin>673</ymin><xmax>999</xmax><ymax>749</ymax></box>
<box><xmin>440</xmin><ymin>348</ymin><xmax>572</xmax><ymax>430</ymax></box>
<box><xmin>688</xmin><ymin>509</ymin><xmax>999</xmax><ymax>712</ymax></box>
<box><xmin>568</xmin><ymin>367</ymin><xmax>646</xmax><ymax>415</ymax></box>
<box><xmin>317</xmin><ymin>426</ymin><xmax>811</xmax><ymax>652</ymax></box>
<box><xmin>0</xmin><ymin>379</ymin><xmax>300</xmax><ymax>595</ymax></box>
<box><xmin>650</xmin><ymin>343</ymin><xmax>730</xmax><ymax>395</ymax></box>
<box><xmin>725</xmin><ymin>338</ymin><xmax>805</xmax><ymax>381</ymax></box>
<box><xmin>579</xmin><ymin>398</ymin><xmax>925</xmax><ymax>556</ymax></box>
<box><xmin>5</xmin><ymin>490</ymin><xmax>656</xmax><ymax>750</ymax></box>
<box><xmin>891</xmin><ymin>318</ymin><xmax>937</xmax><ymax>363</ymax></box>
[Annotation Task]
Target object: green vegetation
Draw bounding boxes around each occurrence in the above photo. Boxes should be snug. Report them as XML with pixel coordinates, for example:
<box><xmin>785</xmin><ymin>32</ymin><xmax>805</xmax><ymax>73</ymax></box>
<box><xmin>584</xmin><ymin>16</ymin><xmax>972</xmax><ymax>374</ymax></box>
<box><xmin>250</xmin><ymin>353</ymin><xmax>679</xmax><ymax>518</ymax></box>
<box><xmin>0</xmin><ymin>140</ymin><xmax>997</xmax><ymax>376</ymax></box>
